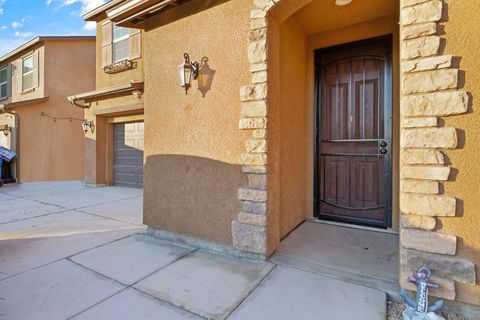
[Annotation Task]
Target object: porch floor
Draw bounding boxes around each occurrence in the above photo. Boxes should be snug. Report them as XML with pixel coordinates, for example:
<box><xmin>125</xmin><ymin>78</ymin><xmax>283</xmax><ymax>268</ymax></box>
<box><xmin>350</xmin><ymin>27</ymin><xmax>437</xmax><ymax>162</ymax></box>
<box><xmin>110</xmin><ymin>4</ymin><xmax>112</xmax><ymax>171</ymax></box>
<box><xmin>270</xmin><ymin>221</ymin><xmax>400</xmax><ymax>296</ymax></box>
<box><xmin>0</xmin><ymin>182</ymin><xmax>389</xmax><ymax>320</ymax></box>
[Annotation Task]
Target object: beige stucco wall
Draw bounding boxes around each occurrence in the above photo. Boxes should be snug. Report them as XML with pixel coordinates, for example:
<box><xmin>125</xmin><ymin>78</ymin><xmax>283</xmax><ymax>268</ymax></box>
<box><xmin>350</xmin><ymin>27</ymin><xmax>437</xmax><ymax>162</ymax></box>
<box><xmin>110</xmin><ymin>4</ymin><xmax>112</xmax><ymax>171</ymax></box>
<box><xmin>142</xmin><ymin>0</ymin><xmax>251</xmax><ymax>245</ymax></box>
<box><xmin>278</xmin><ymin>17</ymin><xmax>308</xmax><ymax>237</ymax></box>
<box><xmin>435</xmin><ymin>0</ymin><xmax>480</xmax><ymax>305</ymax></box>
<box><xmin>9</xmin><ymin>39</ymin><xmax>95</xmax><ymax>182</ymax></box>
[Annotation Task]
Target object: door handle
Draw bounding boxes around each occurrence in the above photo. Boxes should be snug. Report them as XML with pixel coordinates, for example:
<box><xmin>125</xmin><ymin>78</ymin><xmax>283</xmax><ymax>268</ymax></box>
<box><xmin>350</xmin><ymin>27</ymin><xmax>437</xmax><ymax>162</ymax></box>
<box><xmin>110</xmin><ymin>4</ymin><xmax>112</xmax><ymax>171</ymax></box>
<box><xmin>379</xmin><ymin>140</ymin><xmax>388</xmax><ymax>147</ymax></box>
<box><xmin>379</xmin><ymin>148</ymin><xmax>387</xmax><ymax>155</ymax></box>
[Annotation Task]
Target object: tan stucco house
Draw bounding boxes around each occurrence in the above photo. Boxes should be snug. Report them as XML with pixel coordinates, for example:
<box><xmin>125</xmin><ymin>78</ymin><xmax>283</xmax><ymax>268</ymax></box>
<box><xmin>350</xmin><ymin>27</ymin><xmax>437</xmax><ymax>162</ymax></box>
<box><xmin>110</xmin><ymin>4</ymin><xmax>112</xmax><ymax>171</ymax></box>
<box><xmin>0</xmin><ymin>36</ymin><xmax>95</xmax><ymax>183</ymax></box>
<box><xmin>72</xmin><ymin>0</ymin><xmax>480</xmax><ymax>314</ymax></box>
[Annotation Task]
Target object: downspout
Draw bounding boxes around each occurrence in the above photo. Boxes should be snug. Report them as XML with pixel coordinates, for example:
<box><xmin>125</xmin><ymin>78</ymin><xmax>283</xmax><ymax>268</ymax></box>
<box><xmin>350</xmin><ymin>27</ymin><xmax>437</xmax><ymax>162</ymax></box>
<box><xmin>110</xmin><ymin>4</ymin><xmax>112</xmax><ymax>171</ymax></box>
<box><xmin>0</xmin><ymin>104</ymin><xmax>19</xmax><ymax>182</ymax></box>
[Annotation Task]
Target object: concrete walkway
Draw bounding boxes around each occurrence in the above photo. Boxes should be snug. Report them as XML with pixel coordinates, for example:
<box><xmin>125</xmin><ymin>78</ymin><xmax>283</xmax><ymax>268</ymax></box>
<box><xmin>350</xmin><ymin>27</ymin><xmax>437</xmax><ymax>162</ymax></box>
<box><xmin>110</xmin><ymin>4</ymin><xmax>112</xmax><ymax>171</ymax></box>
<box><xmin>0</xmin><ymin>181</ymin><xmax>387</xmax><ymax>320</ymax></box>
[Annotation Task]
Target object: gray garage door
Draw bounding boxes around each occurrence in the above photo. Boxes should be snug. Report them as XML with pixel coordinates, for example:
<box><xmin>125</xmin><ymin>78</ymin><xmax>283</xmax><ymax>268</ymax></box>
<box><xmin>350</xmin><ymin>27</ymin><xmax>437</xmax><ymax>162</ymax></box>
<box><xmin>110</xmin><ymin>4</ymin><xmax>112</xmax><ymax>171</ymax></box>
<box><xmin>113</xmin><ymin>122</ymin><xmax>144</xmax><ymax>188</ymax></box>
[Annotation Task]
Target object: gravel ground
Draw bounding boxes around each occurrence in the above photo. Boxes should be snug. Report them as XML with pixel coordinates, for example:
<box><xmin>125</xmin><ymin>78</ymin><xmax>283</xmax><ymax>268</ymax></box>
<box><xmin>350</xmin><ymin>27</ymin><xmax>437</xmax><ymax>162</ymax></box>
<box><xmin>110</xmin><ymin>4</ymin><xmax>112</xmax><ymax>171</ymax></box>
<box><xmin>387</xmin><ymin>302</ymin><xmax>468</xmax><ymax>320</ymax></box>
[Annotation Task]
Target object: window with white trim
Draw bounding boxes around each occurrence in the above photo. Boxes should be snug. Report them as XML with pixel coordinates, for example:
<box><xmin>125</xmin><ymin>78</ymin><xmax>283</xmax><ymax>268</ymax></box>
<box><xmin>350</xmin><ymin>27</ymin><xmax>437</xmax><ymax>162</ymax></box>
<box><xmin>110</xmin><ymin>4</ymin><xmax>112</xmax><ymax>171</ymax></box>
<box><xmin>112</xmin><ymin>25</ymin><xmax>129</xmax><ymax>62</ymax></box>
<box><xmin>0</xmin><ymin>67</ymin><xmax>7</xmax><ymax>98</ymax></box>
<box><xmin>22</xmin><ymin>55</ymin><xmax>34</xmax><ymax>91</ymax></box>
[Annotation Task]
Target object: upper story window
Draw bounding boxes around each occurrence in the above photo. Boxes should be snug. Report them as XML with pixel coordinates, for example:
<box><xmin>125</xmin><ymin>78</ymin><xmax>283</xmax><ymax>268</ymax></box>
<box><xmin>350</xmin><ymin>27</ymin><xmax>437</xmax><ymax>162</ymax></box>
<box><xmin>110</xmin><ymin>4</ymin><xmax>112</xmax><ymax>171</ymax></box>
<box><xmin>15</xmin><ymin>51</ymin><xmax>39</xmax><ymax>93</ymax></box>
<box><xmin>113</xmin><ymin>25</ymin><xmax>130</xmax><ymax>62</ymax></box>
<box><xmin>0</xmin><ymin>67</ymin><xmax>7</xmax><ymax>99</ymax></box>
<box><xmin>22</xmin><ymin>55</ymin><xmax>35</xmax><ymax>91</ymax></box>
<box><xmin>102</xmin><ymin>21</ymin><xmax>141</xmax><ymax>71</ymax></box>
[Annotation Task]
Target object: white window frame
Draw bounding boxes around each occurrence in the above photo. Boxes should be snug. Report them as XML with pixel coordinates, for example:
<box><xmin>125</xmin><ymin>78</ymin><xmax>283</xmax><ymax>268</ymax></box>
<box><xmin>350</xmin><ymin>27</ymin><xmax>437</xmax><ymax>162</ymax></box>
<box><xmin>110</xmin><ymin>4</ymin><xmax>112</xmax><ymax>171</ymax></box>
<box><xmin>22</xmin><ymin>55</ymin><xmax>35</xmax><ymax>92</ymax></box>
<box><xmin>112</xmin><ymin>25</ymin><xmax>130</xmax><ymax>63</ymax></box>
<box><xmin>0</xmin><ymin>66</ymin><xmax>7</xmax><ymax>99</ymax></box>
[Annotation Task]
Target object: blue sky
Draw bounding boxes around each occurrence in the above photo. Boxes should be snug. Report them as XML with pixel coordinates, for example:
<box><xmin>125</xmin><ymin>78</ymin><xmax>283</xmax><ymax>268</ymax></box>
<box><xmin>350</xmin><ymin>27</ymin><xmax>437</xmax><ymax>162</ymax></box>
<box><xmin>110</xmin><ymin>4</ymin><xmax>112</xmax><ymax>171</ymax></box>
<box><xmin>0</xmin><ymin>0</ymin><xmax>106</xmax><ymax>57</ymax></box>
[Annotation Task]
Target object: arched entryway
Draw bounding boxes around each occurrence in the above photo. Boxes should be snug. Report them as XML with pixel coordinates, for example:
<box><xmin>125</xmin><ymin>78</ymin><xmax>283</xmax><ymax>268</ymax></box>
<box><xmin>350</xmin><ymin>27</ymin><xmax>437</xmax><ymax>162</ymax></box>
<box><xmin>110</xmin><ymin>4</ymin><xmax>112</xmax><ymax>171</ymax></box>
<box><xmin>234</xmin><ymin>0</ymin><xmax>471</xmax><ymax>303</ymax></box>
<box><xmin>234</xmin><ymin>0</ymin><xmax>400</xmax><ymax>257</ymax></box>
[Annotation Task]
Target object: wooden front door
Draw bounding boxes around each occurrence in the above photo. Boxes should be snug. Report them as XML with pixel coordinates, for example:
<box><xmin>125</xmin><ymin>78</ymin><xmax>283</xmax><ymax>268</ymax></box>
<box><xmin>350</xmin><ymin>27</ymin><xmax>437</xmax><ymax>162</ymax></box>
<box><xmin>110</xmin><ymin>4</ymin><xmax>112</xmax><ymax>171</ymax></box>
<box><xmin>315</xmin><ymin>36</ymin><xmax>392</xmax><ymax>228</ymax></box>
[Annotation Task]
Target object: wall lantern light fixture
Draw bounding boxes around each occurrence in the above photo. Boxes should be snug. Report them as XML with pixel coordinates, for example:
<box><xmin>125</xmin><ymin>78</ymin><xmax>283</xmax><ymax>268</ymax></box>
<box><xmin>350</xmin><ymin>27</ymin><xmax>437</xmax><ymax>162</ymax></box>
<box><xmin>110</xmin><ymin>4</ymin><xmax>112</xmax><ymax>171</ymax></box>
<box><xmin>82</xmin><ymin>120</ymin><xmax>95</xmax><ymax>134</ymax></box>
<box><xmin>178</xmin><ymin>53</ymin><xmax>199</xmax><ymax>94</ymax></box>
<box><xmin>1</xmin><ymin>127</ymin><xmax>10</xmax><ymax>136</ymax></box>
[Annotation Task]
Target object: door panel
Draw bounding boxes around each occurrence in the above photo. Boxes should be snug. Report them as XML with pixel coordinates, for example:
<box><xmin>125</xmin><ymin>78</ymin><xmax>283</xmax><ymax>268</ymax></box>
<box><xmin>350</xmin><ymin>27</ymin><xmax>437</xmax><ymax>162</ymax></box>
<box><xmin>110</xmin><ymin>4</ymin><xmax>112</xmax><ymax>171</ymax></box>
<box><xmin>315</xmin><ymin>36</ymin><xmax>392</xmax><ymax>228</ymax></box>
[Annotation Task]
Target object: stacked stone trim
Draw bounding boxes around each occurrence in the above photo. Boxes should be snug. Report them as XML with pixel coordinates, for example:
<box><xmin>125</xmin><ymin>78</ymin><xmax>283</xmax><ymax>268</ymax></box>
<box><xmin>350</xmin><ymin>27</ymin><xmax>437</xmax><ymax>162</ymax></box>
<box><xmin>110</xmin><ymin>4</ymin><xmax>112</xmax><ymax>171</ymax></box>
<box><xmin>233</xmin><ymin>0</ymin><xmax>276</xmax><ymax>256</ymax></box>
<box><xmin>400</xmin><ymin>0</ymin><xmax>475</xmax><ymax>300</ymax></box>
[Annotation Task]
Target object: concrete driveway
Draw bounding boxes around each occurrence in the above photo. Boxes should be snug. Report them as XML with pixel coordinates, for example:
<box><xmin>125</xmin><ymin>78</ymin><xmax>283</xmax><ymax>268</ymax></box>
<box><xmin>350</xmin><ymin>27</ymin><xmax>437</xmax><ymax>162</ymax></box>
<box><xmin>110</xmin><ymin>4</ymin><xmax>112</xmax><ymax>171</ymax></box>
<box><xmin>0</xmin><ymin>181</ymin><xmax>387</xmax><ymax>320</ymax></box>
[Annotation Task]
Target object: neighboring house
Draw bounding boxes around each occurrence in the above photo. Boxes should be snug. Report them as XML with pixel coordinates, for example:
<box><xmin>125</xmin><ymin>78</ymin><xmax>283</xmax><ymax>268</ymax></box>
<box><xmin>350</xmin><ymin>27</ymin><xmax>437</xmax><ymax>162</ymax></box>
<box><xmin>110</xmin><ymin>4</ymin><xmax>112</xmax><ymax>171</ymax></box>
<box><xmin>74</xmin><ymin>0</ymin><xmax>480</xmax><ymax>313</ymax></box>
<box><xmin>68</xmin><ymin>7</ymin><xmax>144</xmax><ymax>188</ymax></box>
<box><xmin>0</xmin><ymin>37</ymin><xmax>95</xmax><ymax>183</ymax></box>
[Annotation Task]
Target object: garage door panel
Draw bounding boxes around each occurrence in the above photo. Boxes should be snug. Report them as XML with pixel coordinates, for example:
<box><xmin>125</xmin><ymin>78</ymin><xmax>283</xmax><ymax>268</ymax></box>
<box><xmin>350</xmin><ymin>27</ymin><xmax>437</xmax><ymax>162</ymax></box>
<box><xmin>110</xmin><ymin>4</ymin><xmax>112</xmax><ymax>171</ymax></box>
<box><xmin>115</xmin><ymin>149</ymin><xmax>143</xmax><ymax>159</ymax></box>
<box><xmin>113</xmin><ymin>122</ymin><xmax>144</xmax><ymax>188</ymax></box>
<box><xmin>115</xmin><ymin>156</ymin><xmax>140</xmax><ymax>166</ymax></box>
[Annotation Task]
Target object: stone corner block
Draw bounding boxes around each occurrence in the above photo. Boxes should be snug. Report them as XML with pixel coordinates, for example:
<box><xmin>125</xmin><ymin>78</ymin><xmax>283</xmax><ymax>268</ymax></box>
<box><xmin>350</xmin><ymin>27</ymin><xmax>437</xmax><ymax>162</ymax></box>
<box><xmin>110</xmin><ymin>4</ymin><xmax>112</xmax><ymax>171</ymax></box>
<box><xmin>401</xmin><ymin>214</ymin><xmax>436</xmax><ymax>230</ymax></box>
<box><xmin>238</xmin><ymin>188</ymin><xmax>267</xmax><ymax>202</ymax></box>
<box><xmin>401</xmin><ymin>0</ymin><xmax>442</xmax><ymax>26</ymax></box>
<box><xmin>401</xmin><ymin>127</ymin><xmax>457</xmax><ymax>149</ymax></box>
<box><xmin>240</xmin><ymin>100</ymin><xmax>267</xmax><ymax>118</ymax></box>
<box><xmin>248</xmin><ymin>39</ymin><xmax>267</xmax><ymax>64</ymax></box>
<box><xmin>239</xmin><ymin>117</ymin><xmax>267</xmax><ymax>130</ymax></box>
<box><xmin>232</xmin><ymin>220</ymin><xmax>267</xmax><ymax>255</ymax></box>
<box><xmin>403</xmin><ymin>55</ymin><xmax>452</xmax><ymax>73</ymax></box>
<box><xmin>401</xmin><ymin>165</ymin><xmax>450</xmax><ymax>181</ymax></box>
<box><xmin>238</xmin><ymin>212</ymin><xmax>267</xmax><ymax>227</ymax></box>
<box><xmin>247</xmin><ymin>173</ymin><xmax>267</xmax><ymax>190</ymax></box>
<box><xmin>401</xmin><ymin>36</ymin><xmax>440</xmax><ymax>60</ymax></box>
<box><xmin>401</xmin><ymin>22</ymin><xmax>437</xmax><ymax>40</ymax></box>
<box><xmin>401</xmin><ymin>248</ymin><xmax>476</xmax><ymax>284</ymax></box>
<box><xmin>242</xmin><ymin>165</ymin><xmax>267</xmax><ymax>174</ymax></box>
<box><xmin>401</xmin><ymin>149</ymin><xmax>444</xmax><ymax>165</ymax></box>
<box><xmin>240</xmin><ymin>83</ymin><xmax>267</xmax><ymax>102</ymax></box>
<box><xmin>402</xmin><ymin>90</ymin><xmax>469</xmax><ymax>117</ymax></box>
<box><xmin>402</xmin><ymin>117</ymin><xmax>437</xmax><ymax>128</ymax></box>
<box><xmin>401</xmin><ymin>229</ymin><xmax>457</xmax><ymax>255</ymax></box>
<box><xmin>250</xmin><ymin>62</ymin><xmax>267</xmax><ymax>72</ymax></box>
<box><xmin>401</xmin><ymin>179</ymin><xmax>439</xmax><ymax>194</ymax></box>
<box><xmin>253</xmin><ymin>0</ymin><xmax>275</xmax><ymax>12</ymax></box>
<box><xmin>250</xmin><ymin>9</ymin><xmax>267</xmax><ymax>19</ymax></box>
<box><xmin>403</xmin><ymin>69</ymin><xmax>458</xmax><ymax>94</ymax></box>
<box><xmin>401</xmin><ymin>193</ymin><xmax>456</xmax><ymax>217</ymax></box>
<box><xmin>242</xmin><ymin>200</ymin><xmax>267</xmax><ymax>214</ymax></box>
<box><xmin>240</xmin><ymin>153</ymin><xmax>267</xmax><ymax>166</ymax></box>
<box><xmin>245</xmin><ymin>139</ymin><xmax>267</xmax><ymax>153</ymax></box>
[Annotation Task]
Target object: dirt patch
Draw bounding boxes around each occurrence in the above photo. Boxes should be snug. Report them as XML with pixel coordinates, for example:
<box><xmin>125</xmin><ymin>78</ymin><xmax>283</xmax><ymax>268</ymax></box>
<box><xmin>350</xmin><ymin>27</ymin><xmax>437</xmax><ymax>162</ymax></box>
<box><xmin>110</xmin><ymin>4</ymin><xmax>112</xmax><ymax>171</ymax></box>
<box><xmin>387</xmin><ymin>302</ymin><xmax>468</xmax><ymax>320</ymax></box>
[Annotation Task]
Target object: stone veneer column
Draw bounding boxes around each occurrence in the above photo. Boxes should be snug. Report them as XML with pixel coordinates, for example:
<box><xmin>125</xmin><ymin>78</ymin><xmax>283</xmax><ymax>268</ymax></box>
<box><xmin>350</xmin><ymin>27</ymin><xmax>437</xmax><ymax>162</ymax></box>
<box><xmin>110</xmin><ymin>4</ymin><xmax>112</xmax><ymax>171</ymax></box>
<box><xmin>232</xmin><ymin>0</ymin><xmax>277</xmax><ymax>256</ymax></box>
<box><xmin>399</xmin><ymin>0</ymin><xmax>475</xmax><ymax>300</ymax></box>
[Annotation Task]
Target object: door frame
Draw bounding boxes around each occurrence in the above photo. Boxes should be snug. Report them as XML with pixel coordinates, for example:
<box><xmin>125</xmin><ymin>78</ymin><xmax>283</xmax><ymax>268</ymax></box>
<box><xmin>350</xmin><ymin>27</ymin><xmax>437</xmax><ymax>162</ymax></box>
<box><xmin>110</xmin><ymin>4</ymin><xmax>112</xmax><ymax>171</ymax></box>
<box><xmin>313</xmin><ymin>35</ymin><xmax>393</xmax><ymax>229</ymax></box>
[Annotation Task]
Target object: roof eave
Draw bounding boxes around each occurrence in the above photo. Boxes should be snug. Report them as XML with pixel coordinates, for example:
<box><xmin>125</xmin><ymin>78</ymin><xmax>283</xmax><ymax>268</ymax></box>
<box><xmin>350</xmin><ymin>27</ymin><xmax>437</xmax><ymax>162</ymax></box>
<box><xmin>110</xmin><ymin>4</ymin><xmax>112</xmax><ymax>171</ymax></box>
<box><xmin>0</xmin><ymin>36</ymin><xmax>95</xmax><ymax>64</ymax></box>
<box><xmin>83</xmin><ymin>0</ymin><xmax>126</xmax><ymax>21</ymax></box>
<box><xmin>107</xmin><ymin>0</ymin><xmax>177</xmax><ymax>25</ymax></box>
<box><xmin>67</xmin><ymin>80</ymin><xmax>144</xmax><ymax>108</ymax></box>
